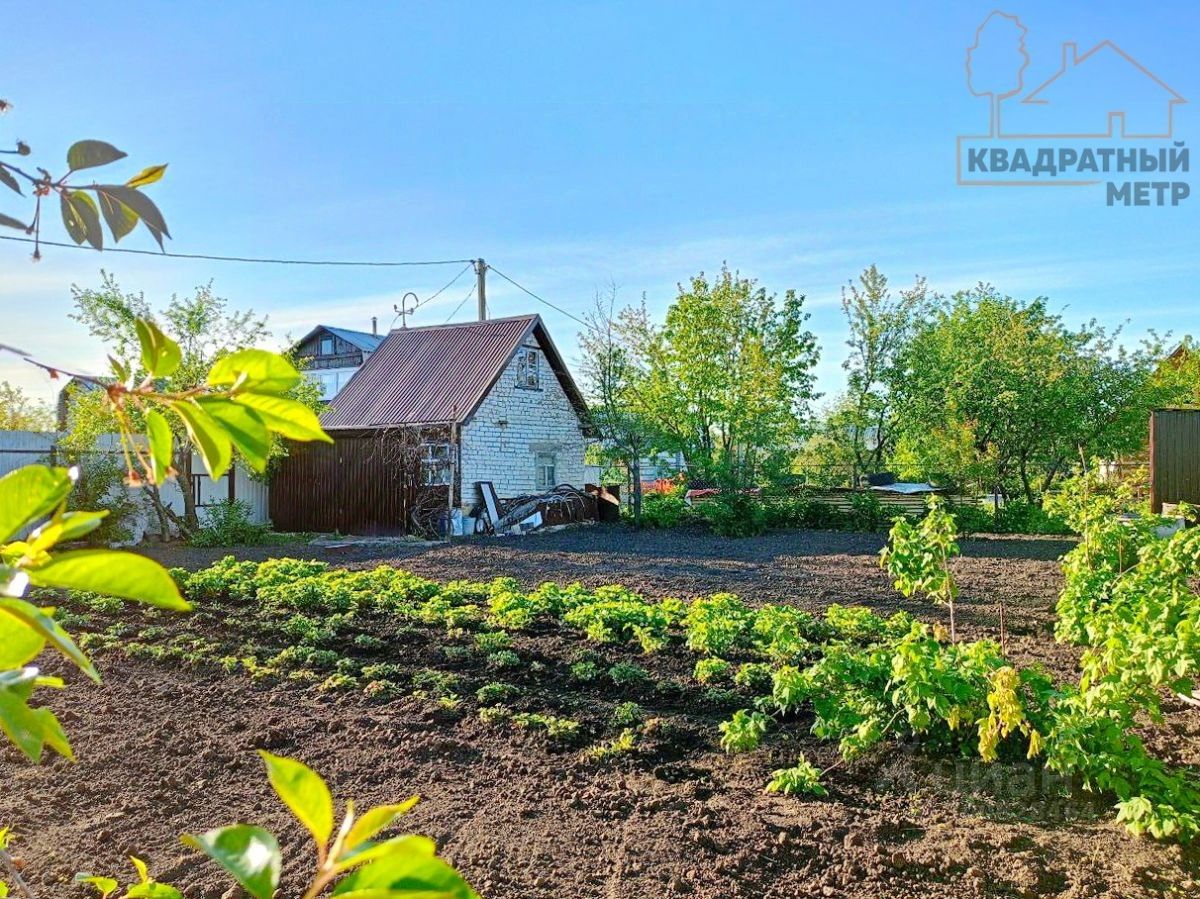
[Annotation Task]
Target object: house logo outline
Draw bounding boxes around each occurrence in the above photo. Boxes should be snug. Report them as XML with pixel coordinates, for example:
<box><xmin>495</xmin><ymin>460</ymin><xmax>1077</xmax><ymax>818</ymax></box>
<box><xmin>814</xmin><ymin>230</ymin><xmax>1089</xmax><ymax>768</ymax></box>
<box><xmin>956</xmin><ymin>9</ymin><xmax>1189</xmax><ymax>188</ymax></box>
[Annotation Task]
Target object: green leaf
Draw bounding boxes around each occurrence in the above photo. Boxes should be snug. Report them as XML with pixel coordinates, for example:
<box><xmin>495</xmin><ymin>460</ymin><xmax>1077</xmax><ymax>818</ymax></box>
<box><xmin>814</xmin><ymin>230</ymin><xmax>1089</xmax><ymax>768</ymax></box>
<box><xmin>0</xmin><ymin>166</ymin><xmax>22</xmax><ymax>195</ymax></box>
<box><xmin>73</xmin><ymin>874</ymin><xmax>119</xmax><ymax>898</ymax></box>
<box><xmin>0</xmin><ymin>465</ymin><xmax>73</xmax><ymax>542</ymax></box>
<box><xmin>345</xmin><ymin>798</ymin><xmax>420</xmax><ymax>850</ymax></box>
<box><xmin>46</xmin><ymin>510</ymin><xmax>109</xmax><ymax>543</ymax></box>
<box><xmin>181</xmin><ymin>825</ymin><xmax>281</xmax><ymax>899</ymax></box>
<box><xmin>0</xmin><ymin>212</ymin><xmax>27</xmax><ymax>230</ymax></box>
<box><xmin>96</xmin><ymin>188</ymin><xmax>138</xmax><ymax>242</ymax></box>
<box><xmin>26</xmin><ymin>550</ymin><xmax>190</xmax><ymax>611</ymax></box>
<box><xmin>258</xmin><ymin>751</ymin><xmax>334</xmax><ymax>849</ymax></box>
<box><xmin>69</xmin><ymin>191</ymin><xmax>103</xmax><ymax>250</ymax></box>
<box><xmin>130</xmin><ymin>857</ymin><xmax>149</xmax><ymax>884</ymax></box>
<box><xmin>170</xmin><ymin>400</ymin><xmax>233</xmax><ymax>480</ymax></box>
<box><xmin>60</xmin><ymin>192</ymin><xmax>88</xmax><ymax>246</ymax></box>
<box><xmin>0</xmin><ymin>881</ymin><xmax>9</xmax><ymax>897</ymax></box>
<box><xmin>67</xmin><ymin>140</ymin><xmax>127</xmax><ymax>171</ymax></box>
<box><xmin>331</xmin><ymin>845</ymin><xmax>478</xmax><ymax>899</ymax></box>
<box><xmin>196</xmin><ymin>399</ymin><xmax>271</xmax><ymax>473</ymax></box>
<box><xmin>0</xmin><ymin>599</ymin><xmax>99</xmax><ymax>681</ymax></box>
<box><xmin>0</xmin><ymin>610</ymin><xmax>45</xmax><ymax>668</ymax></box>
<box><xmin>92</xmin><ymin>185</ymin><xmax>170</xmax><ymax>249</ymax></box>
<box><xmin>145</xmin><ymin>409</ymin><xmax>174</xmax><ymax>485</ymax></box>
<box><xmin>232</xmin><ymin>393</ymin><xmax>333</xmax><ymax>444</ymax></box>
<box><xmin>125</xmin><ymin>882</ymin><xmax>184</xmax><ymax>899</ymax></box>
<box><xmin>126</xmin><ymin>164</ymin><xmax>168</xmax><ymax>188</ymax></box>
<box><xmin>336</xmin><ymin>835</ymin><xmax>435</xmax><ymax>872</ymax></box>
<box><xmin>0</xmin><ymin>667</ymin><xmax>73</xmax><ymax>762</ymax></box>
<box><xmin>208</xmin><ymin>349</ymin><xmax>302</xmax><ymax>395</ymax></box>
<box><xmin>135</xmin><ymin>319</ymin><xmax>182</xmax><ymax>378</ymax></box>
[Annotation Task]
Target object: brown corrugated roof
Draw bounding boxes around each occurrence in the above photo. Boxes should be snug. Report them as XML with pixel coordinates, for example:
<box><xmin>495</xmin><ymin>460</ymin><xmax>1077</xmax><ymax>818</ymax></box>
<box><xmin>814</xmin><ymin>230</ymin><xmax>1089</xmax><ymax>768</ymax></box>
<box><xmin>321</xmin><ymin>314</ymin><xmax>594</xmax><ymax>433</ymax></box>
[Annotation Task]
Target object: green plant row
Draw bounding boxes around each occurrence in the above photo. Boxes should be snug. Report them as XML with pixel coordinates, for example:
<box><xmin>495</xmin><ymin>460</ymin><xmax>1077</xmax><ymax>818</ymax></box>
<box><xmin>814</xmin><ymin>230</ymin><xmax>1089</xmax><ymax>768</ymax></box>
<box><xmin>631</xmin><ymin>486</ymin><xmax>1072</xmax><ymax>538</ymax></box>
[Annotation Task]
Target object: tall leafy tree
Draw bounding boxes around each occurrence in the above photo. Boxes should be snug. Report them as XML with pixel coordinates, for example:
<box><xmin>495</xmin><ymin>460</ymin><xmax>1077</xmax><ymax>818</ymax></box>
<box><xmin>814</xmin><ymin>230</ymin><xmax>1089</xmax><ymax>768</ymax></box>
<box><xmin>64</xmin><ymin>273</ymin><xmax>321</xmax><ymax>533</ymax></box>
<box><xmin>636</xmin><ymin>266</ymin><xmax>820</xmax><ymax>486</ymax></box>
<box><xmin>892</xmin><ymin>286</ymin><xmax>1180</xmax><ymax>499</ymax></box>
<box><xmin>578</xmin><ymin>287</ymin><xmax>661</xmax><ymax>524</ymax></box>
<box><xmin>0</xmin><ymin>380</ymin><xmax>54</xmax><ymax>430</ymax></box>
<box><xmin>837</xmin><ymin>265</ymin><xmax>931</xmax><ymax>477</ymax></box>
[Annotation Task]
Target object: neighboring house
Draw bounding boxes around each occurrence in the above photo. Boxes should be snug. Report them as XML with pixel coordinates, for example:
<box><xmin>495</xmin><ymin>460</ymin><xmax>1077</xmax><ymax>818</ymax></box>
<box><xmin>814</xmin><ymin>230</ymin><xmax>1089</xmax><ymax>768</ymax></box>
<box><xmin>270</xmin><ymin>314</ymin><xmax>596</xmax><ymax>534</ymax></box>
<box><xmin>292</xmin><ymin>323</ymin><xmax>386</xmax><ymax>400</ymax></box>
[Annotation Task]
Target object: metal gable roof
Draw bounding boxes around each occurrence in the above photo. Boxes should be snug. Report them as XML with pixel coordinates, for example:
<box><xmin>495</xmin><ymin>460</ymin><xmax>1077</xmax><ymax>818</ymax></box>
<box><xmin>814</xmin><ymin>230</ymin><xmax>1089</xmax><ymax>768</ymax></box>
<box><xmin>320</xmin><ymin>314</ymin><xmax>594</xmax><ymax>433</ymax></box>
<box><xmin>323</xmin><ymin>326</ymin><xmax>385</xmax><ymax>353</ymax></box>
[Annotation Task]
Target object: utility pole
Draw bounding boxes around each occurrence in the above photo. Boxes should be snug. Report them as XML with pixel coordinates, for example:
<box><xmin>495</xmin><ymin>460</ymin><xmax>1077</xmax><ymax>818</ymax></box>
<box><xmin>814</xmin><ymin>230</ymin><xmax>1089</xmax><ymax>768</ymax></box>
<box><xmin>474</xmin><ymin>258</ymin><xmax>488</xmax><ymax>320</ymax></box>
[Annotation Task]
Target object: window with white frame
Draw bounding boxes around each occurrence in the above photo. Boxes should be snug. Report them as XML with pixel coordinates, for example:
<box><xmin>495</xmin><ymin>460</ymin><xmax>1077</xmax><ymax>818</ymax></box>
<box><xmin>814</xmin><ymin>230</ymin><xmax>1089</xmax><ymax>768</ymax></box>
<box><xmin>516</xmin><ymin>348</ymin><xmax>540</xmax><ymax>389</ymax></box>
<box><xmin>421</xmin><ymin>442</ymin><xmax>453</xmax><ymax>486</ymax></box>
<box><xmin>535</xmin><ymin>451</ymin><xmax>556</xmax><ymax>490</ymax></box>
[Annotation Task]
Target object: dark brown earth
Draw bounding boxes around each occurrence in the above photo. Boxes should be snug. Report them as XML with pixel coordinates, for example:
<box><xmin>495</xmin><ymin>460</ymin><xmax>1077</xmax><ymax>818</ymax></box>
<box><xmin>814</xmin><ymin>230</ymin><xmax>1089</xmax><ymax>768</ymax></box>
<box><xmin>4</xmin><ymin>524</ymin><xmax>1200</xmax><ymax>899</ymax></box>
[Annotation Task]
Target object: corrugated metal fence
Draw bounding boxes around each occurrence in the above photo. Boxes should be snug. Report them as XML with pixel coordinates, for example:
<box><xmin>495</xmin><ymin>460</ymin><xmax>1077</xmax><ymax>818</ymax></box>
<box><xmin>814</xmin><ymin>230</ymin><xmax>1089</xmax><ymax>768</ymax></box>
<box><xmin>1150</xmin><ymin>409</ymin><xmax>1200</xmax><ymax>513</ymax></box>
<box><xmin>271</xmin><ymin>434</ymin><xmax>448</xmax><ymax>536</ymax></box>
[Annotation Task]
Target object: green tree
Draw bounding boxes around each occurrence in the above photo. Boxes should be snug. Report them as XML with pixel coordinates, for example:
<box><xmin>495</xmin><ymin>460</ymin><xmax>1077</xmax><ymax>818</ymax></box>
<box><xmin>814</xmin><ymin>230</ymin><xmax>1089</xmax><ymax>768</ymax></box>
<box><xmin>893</xmin><ymin>286</ymin><xmax>1177</xmax><ymax>500</ymax></box>
<box><xmin>837</xmin><ymin>265</ymin><xmax>931</xmax><ymax>477</ymax></box>
<box><xmin>64</xmin><ymin>273</ymin><xmax>323</xmax><ymax>534</ymax></box>
<box><xmin>0</xmin><ymin>381</ymin><xmax>53</xmax><ymax>431</ymax></box>
<box><xmin>578</xmin><ymin>288</ymin><xmax>662</xmax><ymax>524</ymax></box>
<box><xmin>636</xmin><ymin>266</ymin><xmax>820</xmax><ymax>487</ymax></box>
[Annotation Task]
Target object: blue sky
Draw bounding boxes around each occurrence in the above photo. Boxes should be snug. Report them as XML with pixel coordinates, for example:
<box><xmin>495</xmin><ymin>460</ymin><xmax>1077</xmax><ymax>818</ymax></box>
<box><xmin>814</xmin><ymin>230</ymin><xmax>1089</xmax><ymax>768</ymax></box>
<box><xmin>2</xmin><ymin>1</ymin><xmax>1197</xmax><ymax>408</ymax></box>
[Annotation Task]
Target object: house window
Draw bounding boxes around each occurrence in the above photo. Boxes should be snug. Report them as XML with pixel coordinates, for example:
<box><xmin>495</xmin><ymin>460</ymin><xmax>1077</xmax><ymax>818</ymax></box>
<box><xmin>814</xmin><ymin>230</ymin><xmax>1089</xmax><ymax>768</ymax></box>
<box><xmin>535</xmin><ymin>452</ymin><xmax>556</xmax><ymax>490</ymax></box>
<box><xmin>319</xmin><ymin>335</ymin><xmax>335</xmax><ymax>356</ymax></box>
<box><xmin>422</xmin><ymin>443</ymin><xmax>453</xmax><ymax>486</ymax></box>
<box><xmin>516</xmin><ymin>348</ymin><xmax>540</xmax><ymax>389</ymax></box>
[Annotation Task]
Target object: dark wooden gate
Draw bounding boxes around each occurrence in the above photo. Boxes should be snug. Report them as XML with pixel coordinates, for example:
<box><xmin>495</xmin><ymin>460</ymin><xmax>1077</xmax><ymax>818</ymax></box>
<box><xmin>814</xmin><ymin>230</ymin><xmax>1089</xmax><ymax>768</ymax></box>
<box><xmin>1150</xmin><ymin>409</ymin><xmax>1200</xmax><ymax>513</ymax></box>
<box><xmin>270</xmin><ymin>432</ymin><xmax>448</xmax><ymax>535</ymax></box>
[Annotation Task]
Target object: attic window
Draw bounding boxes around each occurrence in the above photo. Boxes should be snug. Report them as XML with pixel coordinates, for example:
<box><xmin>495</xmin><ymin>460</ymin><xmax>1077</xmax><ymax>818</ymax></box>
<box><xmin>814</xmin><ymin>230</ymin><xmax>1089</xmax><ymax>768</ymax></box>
<box><xmin>516</xmin><ymin>348</ymin><xmax>540</xmax><ymax>389</ymax></box>
<box><xmin>319</xmin><ymin>336</ymin><xmax>334</xmax><ymax>356</ymax></box>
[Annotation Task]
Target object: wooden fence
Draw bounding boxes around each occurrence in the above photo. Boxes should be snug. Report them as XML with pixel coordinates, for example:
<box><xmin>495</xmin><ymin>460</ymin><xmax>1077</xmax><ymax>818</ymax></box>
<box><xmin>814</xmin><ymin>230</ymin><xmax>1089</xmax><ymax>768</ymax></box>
<box><xmin>1150</xmin><ymin>409</ymin><xmax>1200</xmax><ymax>513</ymax></box>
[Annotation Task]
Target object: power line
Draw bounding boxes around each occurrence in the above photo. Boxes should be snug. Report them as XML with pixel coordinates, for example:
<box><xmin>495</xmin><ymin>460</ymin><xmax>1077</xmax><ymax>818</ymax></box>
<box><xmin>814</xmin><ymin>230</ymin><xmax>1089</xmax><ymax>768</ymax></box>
<box><xmin>417</xmin><ymin>262</ymin><xmax>474</xmax><ymax>309</ymax></box>
<box><xmin>443</xmin><ymin>282</ymin><xmax>479</xmax><ymax>324</ymax></box>
<box><xmin>391</xmin><ymin>262</ymin><xmax>475</xmax><ymax>329</ymax></box>
<box><xmin>0</xmin><ymin>233</ymin><xmax>473</xmax><ymax>268</ymax></box>
<box><xmin>487</xmin><ymin>264</ymin><xmax>593</xmax><ymax>330</ymax></box>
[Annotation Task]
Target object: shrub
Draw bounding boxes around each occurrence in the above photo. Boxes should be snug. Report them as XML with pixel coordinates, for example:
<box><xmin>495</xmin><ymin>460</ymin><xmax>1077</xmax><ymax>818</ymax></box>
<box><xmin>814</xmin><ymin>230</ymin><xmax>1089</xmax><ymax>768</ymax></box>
<box><xmin>68</xmin><ymin>454</ymin><xmax>139</xmax><ymax>545</ymax></box>
<box><xmin>995</xmin><ymin>500</ymin><xmax>1072</xmax><ymax>535</ymax></box>
<box><xmin>702</xmin><ymin>491</ymin><xmax>767</xmax><ymax>538</ymax></box>
<box><xmin>570</xmin><ymin>660</ymin><xmax>601</xmax><ymax>682</ymax></box>
<box><xmin>190</xmin><ymin>498</ymin><xmax>272</xmax><ymax>547</ymax></box>
<box><xmin>486</xmin><ymin>649</ymin><xmax>522</xmax><ymax>670</ymax></box>
<box><xmin>846</xmin><ymin>491</ymin><xmax>885</xmax><ymax>532</ymax></box>
<box><xmin>636</xmin><ymin>491</ymin><xmax>691</xmax><ymax>529</ymax></box>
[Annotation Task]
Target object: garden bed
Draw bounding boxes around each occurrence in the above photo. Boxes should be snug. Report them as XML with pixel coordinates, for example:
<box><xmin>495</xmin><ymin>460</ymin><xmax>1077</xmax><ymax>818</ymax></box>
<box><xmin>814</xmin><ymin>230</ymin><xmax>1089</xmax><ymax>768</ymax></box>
<box><xmin>3</xmin><ymin>526</ymin><xmax>1198</xmax><ymax>899</ymax></box>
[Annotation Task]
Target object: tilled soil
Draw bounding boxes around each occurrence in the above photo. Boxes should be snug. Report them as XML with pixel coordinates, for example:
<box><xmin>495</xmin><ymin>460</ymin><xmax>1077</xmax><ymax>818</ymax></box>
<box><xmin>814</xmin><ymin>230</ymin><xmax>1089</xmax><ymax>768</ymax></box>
<box><xmin>4</xmin><ymin>525</ymin><xmax>1199</xmax><ymax>899</ymax></box>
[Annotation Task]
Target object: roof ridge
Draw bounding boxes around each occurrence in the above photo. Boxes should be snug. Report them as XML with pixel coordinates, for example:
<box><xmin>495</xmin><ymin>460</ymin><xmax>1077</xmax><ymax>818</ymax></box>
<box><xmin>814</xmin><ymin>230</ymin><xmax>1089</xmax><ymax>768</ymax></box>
<box><xmin>386</xmin><ymin>313</ymin><xmax>540</xmax><ymax>334</ymax></box>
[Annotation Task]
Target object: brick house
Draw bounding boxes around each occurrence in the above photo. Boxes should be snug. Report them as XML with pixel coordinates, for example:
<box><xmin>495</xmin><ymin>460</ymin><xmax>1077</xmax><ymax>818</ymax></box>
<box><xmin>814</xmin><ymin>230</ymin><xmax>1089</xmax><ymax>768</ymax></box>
<box><xmin>270</xmin><ymin>314</ymin><xmax>595</xmax><ymax>534</ymax></box>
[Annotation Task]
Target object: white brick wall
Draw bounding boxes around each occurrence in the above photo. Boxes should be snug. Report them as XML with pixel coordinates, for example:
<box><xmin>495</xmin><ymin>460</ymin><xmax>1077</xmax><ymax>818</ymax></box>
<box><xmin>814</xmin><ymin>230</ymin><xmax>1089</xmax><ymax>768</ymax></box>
<box><xmin>460</xmin><ymin>333</ymin><xmax>588</xmax><ymax>509</ymax></box>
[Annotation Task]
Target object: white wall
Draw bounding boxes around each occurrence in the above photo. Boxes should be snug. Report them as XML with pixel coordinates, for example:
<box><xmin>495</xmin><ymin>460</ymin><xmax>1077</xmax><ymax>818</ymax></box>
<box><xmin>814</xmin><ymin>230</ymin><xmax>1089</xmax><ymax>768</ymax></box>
<box><xmin>459</xmin><ymin>334</ymin><xmax>588</xmax><ymax>510</ymax></box>
<box><xmin>0</xmin><ymin>429</ymin><xmax>270</xmax><ymax>544</ymax></box>
<box><xmin>305</xmin><ymin>366</ymin><xmax>360</xmax><ymax>400</ymax></box>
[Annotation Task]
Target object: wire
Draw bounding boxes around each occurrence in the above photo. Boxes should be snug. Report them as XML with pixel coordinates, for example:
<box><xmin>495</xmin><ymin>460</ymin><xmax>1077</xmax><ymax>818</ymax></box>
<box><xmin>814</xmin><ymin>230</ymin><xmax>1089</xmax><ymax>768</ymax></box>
<box><xmin>416</xmin><ymin>262</ymin><xmax>473</xmax><ymax>309</ymax></box>
<box><xmin>0</xmin><ymin>233</ymin><xmax>473</xmax><ymax>268</ymax></box>
<box><xmin>487</xmin><ymin>264</ymin><xmax>594</xmax><ymax>330</ymax></box>
<box><xmin>443</xmin><ymin>282</ymin><xmax>479</xmax><ymax>324</ymax></box>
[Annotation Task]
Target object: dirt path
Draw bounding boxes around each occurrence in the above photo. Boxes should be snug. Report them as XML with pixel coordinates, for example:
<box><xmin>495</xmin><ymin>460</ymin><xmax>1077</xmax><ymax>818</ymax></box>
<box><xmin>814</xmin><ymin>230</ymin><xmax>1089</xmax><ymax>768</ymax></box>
<box><xmin>5</xmin><ymin>525</ymin><xmax>1198</xmax><ymax>899</ymax></box>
